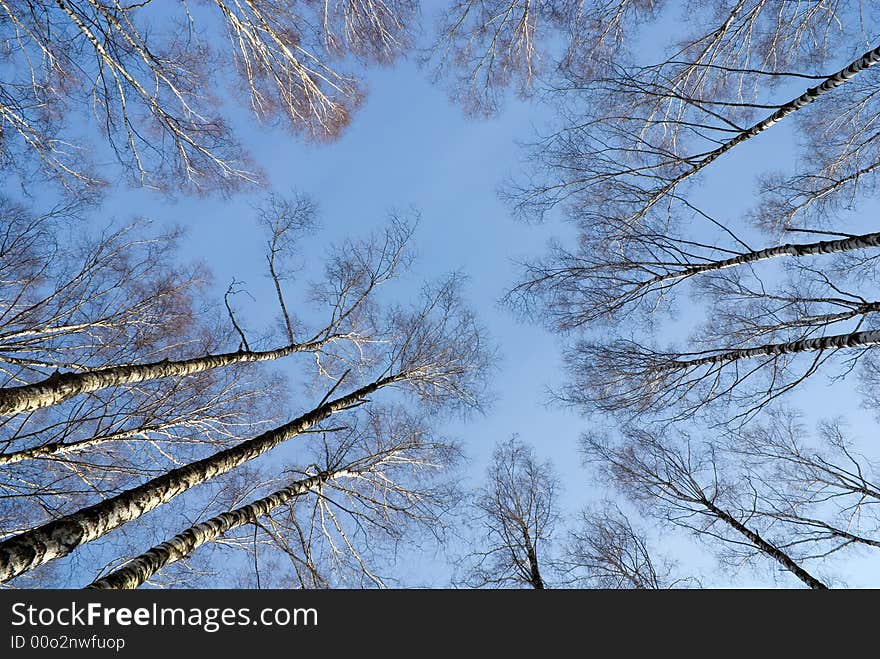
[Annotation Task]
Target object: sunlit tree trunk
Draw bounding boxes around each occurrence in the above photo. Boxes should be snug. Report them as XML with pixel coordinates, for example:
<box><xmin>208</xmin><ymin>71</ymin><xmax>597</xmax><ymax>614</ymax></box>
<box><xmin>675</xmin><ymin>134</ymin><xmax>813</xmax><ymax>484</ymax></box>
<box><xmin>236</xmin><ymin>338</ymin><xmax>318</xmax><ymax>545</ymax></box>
<box><xmin>0</xmin><ymin>339</ymin><xmax>333</xmax><ymax>416</ymax></box>
<box><xmin>666</xmin><ymin>329</ymin><xmax>880</xmax><ymax>370</ymax></box>
<box><xmin>633</xmin><ymin>231</ymin><xmax>880</xmax><ymax>289</ymax></box>
<box><xmin>0</xmin><ymin>374</ymin><xmax>400</xmax><ymax>582</ymax></box>
<box><xmin>86</xmin><ymin>469</ymin><xmax>353</xmax><ymax>590</ymax></box>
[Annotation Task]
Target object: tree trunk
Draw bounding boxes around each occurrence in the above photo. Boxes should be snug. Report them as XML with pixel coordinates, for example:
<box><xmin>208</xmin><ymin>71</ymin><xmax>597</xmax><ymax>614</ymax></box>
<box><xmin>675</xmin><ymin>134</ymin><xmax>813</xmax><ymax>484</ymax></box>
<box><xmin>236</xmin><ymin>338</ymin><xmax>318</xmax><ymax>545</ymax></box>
<box><xmin>665</xmin><ymin>329</ymin><xmax>880</xmax><ymax>370</ymax></box>
<box><xmin>642</xmin><ymin>231</ymin><xmax>880</xmax><ymax>287</ymax></box>
<box><xmin>0</xmin><ymin>424</ymin><xmax>170</xmax><ymax>466</ymax></box>
<box><xmin>0</xmin><ymin>338</ymin><xmax>333</xmax><ymax>416</ymax></box>
<box><xmin>695</xmin><ymin>43</ymin><xmax>880</xmax><ymax>170</ymax></box>
<box><xmin>0</xmin><ymin>374</ymin><xmax>400</xmax><ymax>583</ymax></box>
<box><xmin>87</xmin><ymin>469</ymin><xmax>355</xmax><ymax>589</ymax></box>
<box><xmin>638</xmin><ymin>43</ymin><xmax>880</xmax><ymax>219</ymax></box>
<box><xmin>704</xmin><ymin>501</ymin><xmax>828</xmax><ymax>589</ymax></box>
<box><xmin>521</xmin><ymin>526</ymin><xmax>545</xmax><ymax>589</ymax></box>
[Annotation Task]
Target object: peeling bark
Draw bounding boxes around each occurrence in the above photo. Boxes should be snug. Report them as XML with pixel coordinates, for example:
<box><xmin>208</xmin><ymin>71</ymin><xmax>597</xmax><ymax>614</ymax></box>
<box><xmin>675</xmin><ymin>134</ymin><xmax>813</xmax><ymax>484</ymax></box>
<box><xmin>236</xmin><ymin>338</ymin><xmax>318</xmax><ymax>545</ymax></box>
<box><xmin>87</xmin><ymin>469</ymin><xmax>355</xmax><ymax>589</ymax></box>
<box><xmin>0</xmin><ymin>374</ymin><xmax>401</xmax><ymax>583</ymax></box>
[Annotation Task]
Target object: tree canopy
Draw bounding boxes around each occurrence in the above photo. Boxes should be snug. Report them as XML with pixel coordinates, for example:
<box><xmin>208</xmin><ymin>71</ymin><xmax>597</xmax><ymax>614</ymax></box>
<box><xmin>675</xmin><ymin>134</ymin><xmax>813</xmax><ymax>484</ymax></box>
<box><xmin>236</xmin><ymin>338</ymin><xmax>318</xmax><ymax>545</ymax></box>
<box><xmin>2</xmin><ymin>0</ymin><xmax>879</xmax><ymax>589</ymax></box>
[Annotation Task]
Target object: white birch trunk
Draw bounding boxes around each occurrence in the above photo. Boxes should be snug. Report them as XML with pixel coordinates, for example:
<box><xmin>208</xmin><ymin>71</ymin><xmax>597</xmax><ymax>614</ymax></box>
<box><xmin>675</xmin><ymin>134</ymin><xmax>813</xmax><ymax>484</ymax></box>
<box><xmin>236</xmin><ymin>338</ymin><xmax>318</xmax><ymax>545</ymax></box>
<box><xmin>639</xmin><ymin>43</ymin><xmax>880</xmax><ymax>218</ymax></box>
<box><xmin>0</xmin><ymin>338</ymin><xmax>332</xmax><ymax>416</ymax></box>
<box><xmin>666</xmin><ymin>329</ymin><xmax>880</xmax><ymax>370</ymax></box>
<box><xmin>87</xmin><ymin>468</ymin><xmax>356</xmax><ymax>589</ymax></box>
<box><xmin>704</xmin><ymin>501</ymin><xmax>827</xmax><ymax>589</ymax></box>
<box><xmin>644</xmin><ymin>231</ymin><xmax>880</xmax><ymax>287</ymax></box>
<box><xmin>0</xmin><ymin>374</ymin><xmax>400</xmax><ymax>582</ymax></box>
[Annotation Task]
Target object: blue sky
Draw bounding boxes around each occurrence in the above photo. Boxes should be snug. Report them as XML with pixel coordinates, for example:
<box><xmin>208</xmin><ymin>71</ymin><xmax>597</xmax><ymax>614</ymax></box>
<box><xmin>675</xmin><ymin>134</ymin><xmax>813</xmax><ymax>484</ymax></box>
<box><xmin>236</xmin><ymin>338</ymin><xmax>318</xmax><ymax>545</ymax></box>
<box><xmin>91</xmin><ymin>56</ymin><xmax>608</xmax><ymax>585</ymax></box>
<box><xmin>89</xmin><ymin>41</ymin><xmax>879</xmax><ymax>587</ymax></box>
<box><xmin>14</xmin><ymin>3</ymin><xmax>879</xmax><ymax>587</ymax></box>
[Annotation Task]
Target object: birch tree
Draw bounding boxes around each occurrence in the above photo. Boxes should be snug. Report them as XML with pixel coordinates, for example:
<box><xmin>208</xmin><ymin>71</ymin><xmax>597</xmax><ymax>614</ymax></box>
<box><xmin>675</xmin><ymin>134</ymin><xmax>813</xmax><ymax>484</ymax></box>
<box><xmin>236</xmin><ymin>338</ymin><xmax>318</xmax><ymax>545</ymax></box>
<box><xmin>0</xmin><ymin>190</ymin><xmax>399</xmax><ymax>527</ymax></box>
<box><xmin>433</xmin><ymin>0</ymin><xmax>880</xmax><ymax>586</ymax></box>
<box><xmin>721</xmin><ymin>409</ymin><xmax>880</xmax><ymax>562</ymax></box>
<box><xmin>0</xmin><ymin>0</ymin><xmax>416</xmax><ymax>191</ymax></box>
<box><xmin>511</xmin><ymin>1</ymin><xmax>867</xmax><ymax>223</ymax></box>
<box><xmin>582</xmin><ymin>426</ymin><xmax>830</xmax><ymax>588</ymax></box>
<box><xmin>87</xmin><ymin>405</ymin><xmax>459</xmax><ymax>589</ymax></box>
<box><xmin>503</xmin><ymin>3</ymin><xmax>880</xmax><ymax>429</ymax></box>
<box><xmin>556</xmin><ymin>253</ymin><xmax>880</xmax><ymax>423</ymax></box>
<box><xmin>458</xmin><ymin>437</ymin><xmax>559</xmax><ymax>589</ymax></box>
<box><xmin>0</xmin><ymin>195</ymin><xmax>285</xmax><ymax>542</ymax></box>
<box><xmin>0</xmin><ymin>271</ymin><xmax>486</xmax><ymax>583</ymax></box>
<box><xmin>560</xmin><ymin>503</ymin><xmax>691</xmax><ymax>589</ymax></box>
<box><xmin>0</xmin><ymin>194</ymin><xmax>406</xmax><ymax>417</ymax></box>
<box><xmin>456</xmin><ymin>436</ymin><xmax>695</xmax><ymax>590</ymax></box>
<box><xmin>577</xmin><ymin>408</ymin><xmax>879</xmax><ymax>586</ymax></box>
<box><xmin>511</xmin><ymin>223</ymin><xmax>880</xmax><ymax>330</ymax></box>
<box><xmin>0</xmin><ymin>189</ymin><xmax>489</xmax><ymax>586</ymax></box>
<box><xmin>500</xmin><ymin>4</ymin><xmax>880</xmax><ymax>583</ymax></box>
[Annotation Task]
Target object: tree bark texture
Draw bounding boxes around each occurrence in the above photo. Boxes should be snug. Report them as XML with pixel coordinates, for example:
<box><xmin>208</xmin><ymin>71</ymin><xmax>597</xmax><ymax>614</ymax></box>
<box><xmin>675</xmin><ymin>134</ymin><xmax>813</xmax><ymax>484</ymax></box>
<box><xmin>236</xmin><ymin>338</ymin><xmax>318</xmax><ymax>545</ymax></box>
<box><xmin>0</xmin><ymin>339</ymin><xmax>331</xmax><ymax>416</ymax></box>
<box><xmin>0</xmin><ymin>374</ymin><xmax>399</xmax><ymax>582</ymax></box>
<box><xmin>87</xmin><ymin>469</ymin><xmax>354</xmax><ymax>589</ymax></box>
